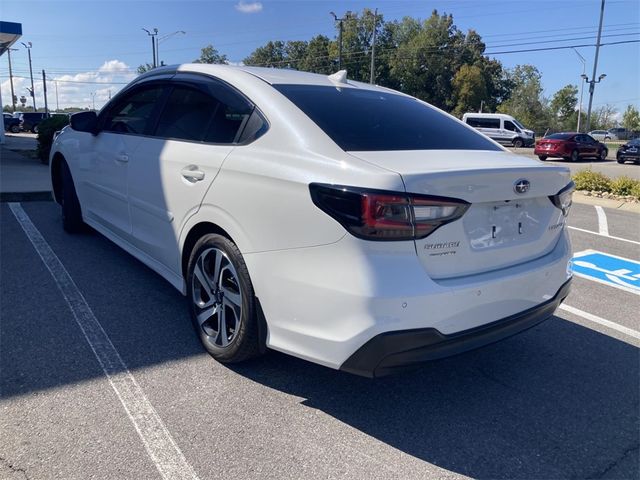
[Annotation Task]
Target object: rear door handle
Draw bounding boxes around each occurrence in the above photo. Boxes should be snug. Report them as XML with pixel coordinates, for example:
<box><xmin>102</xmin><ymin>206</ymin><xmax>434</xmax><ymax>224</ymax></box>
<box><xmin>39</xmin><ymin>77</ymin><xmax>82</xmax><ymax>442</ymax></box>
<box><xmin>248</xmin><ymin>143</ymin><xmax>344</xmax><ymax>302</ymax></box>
<box><xmin>116</xmin><ymin>153</ymin><xmax>129</xmax><ymax>163</ymax></box>
<box><xmin>181</xmin><ymin>165</ymin><xmax>205</xmax><ymax>182</ymax></box>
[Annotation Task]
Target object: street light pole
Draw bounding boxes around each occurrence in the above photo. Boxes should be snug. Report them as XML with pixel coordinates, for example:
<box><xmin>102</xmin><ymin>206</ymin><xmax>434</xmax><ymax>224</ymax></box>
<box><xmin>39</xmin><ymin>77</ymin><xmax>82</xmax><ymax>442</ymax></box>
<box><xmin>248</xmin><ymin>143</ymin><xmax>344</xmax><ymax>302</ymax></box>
<box><xmin>585</xmin><ymin>0</ymin><xmax>606</xmax><ymax>132</ymax></box>
<box><xmin>21</xmin><ymin>42</ymin><xmax>36</xmax><ymax>110</ymax></box>
<box><xmin>7</xmin><ymin>48</ymin><xmax>18</xmax><ymax>112</ymax></box>
<box><xmin>330</xmin><ymin>12</ymin><xmax>345</xmax><ymax>70</ymax></box>
<box><xmin>157</xmin><ymin>30</ymin><xmax>186</xmax><ymax>66</ymax></box>
<box><xmin>142</xmin><ymin>28</ymin><xmax>159</xmax><ymax>68</ymax></box>
<box><xmin>573</xmin><ymin>48</ymin><xmax>586</xmax><ymax>132</ymax></box>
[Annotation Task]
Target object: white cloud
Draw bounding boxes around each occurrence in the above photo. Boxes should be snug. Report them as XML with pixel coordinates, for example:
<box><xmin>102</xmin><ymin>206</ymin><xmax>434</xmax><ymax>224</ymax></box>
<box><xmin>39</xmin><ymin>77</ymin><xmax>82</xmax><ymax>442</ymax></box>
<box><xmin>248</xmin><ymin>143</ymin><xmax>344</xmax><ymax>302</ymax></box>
<box><xmin>98</xmin><ymin>60</ymin><xmax>130</xmax><ymax>73</ymax></box>
<box><xmin>235</xmin><ymin>1</ymin><xmax>263</xmax><ymax>14</ymax></box>
<box><xmin>1</xmin><ymin>59</ymin><xmax>136</xmax><ymax>111</ymax></box>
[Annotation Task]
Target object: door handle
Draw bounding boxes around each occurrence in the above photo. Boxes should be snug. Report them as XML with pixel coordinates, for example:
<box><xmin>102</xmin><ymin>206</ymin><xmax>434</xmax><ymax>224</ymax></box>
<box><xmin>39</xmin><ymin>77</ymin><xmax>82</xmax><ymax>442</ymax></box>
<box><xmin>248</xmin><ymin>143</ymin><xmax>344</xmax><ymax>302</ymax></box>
<box><xmin>116</xmin><ymin>153</ymin><xmax>129</xmax><ymax>163</ymax></box>
<box><xmin>181</xmin><ymin>165</ymin><xmax>205</xmax><ymax>182</ymax></box>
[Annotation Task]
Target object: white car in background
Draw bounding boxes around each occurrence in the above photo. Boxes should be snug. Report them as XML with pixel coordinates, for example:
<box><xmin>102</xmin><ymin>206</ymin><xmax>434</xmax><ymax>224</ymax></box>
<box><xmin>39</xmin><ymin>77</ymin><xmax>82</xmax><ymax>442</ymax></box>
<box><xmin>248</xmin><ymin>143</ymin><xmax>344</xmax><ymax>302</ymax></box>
<box><xmin>588</xmin><ymin>130</ymin><xmax>612</xmax><ymax>141</ymax></box>
<box><xmin>49</xmin><ymin>64</ymin><xmax>574</xmax><ymax>377</ymax></box>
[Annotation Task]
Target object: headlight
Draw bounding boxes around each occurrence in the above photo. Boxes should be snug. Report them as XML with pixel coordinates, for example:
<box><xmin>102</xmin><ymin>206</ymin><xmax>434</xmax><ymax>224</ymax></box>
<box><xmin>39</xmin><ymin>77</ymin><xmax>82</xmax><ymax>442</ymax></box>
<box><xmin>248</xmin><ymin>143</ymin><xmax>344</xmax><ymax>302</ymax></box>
<box><xmin>549</xmin><ymin>181</ymin><xmax>575</xmax><ymax>216</ymax></box>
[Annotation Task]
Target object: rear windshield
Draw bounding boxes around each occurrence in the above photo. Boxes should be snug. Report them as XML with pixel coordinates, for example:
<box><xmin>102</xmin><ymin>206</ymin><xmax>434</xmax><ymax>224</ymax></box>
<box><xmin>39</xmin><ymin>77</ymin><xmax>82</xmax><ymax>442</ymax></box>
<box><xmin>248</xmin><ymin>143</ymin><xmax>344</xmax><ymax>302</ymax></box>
<box><xmin>545</xmin><ymin>133</ymin><xmax>574</xmax><ymax>140</ymax></box>
<box><xmin>274</xmin><ymin>84</ymin><xmax>501</xmax><ymax>152</ymax></box>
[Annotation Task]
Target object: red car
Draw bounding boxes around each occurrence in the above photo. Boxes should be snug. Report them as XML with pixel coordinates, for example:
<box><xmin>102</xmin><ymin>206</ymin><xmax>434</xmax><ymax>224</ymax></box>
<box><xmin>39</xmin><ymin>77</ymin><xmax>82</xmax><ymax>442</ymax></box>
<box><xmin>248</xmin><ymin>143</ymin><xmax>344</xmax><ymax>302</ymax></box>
<box><xmin>535</xmin><ymin>132</ymin><xmax>609</xmax><ymax>162</ymax></box>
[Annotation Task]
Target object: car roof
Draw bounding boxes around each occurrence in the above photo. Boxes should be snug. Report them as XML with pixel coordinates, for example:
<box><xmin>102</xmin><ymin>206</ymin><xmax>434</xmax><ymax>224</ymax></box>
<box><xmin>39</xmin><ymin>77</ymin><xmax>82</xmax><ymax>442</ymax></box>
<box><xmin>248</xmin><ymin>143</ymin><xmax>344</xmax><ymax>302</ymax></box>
<box><xmin>138</xmin><ymin>63</ymin><xmax>394</xmax><ymax>93</ymax></box>
<box><xmin>462</xmin><ymin>113</ymin><xmax>514</xmax><ymax>119</ymax></box>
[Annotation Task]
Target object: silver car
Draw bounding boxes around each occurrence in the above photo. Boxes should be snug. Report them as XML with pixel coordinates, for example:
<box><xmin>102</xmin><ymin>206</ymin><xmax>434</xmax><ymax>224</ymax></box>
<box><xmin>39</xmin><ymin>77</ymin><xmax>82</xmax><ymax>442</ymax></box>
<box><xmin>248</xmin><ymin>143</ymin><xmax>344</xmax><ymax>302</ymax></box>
<box><xmin>588</xmin><ymin>130</ymin><xmax>611</xmax><ymax>141</ymax></box>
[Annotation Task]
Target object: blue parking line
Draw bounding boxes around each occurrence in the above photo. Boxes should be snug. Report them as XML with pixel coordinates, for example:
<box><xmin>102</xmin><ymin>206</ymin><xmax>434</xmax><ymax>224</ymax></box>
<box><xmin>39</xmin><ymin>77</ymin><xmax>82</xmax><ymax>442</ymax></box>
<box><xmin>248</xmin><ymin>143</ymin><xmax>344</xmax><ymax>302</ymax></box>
<box><xmin>571</xmin><ymin>250</ymin><xmax>640</xmax><ymax>295</ymax></box>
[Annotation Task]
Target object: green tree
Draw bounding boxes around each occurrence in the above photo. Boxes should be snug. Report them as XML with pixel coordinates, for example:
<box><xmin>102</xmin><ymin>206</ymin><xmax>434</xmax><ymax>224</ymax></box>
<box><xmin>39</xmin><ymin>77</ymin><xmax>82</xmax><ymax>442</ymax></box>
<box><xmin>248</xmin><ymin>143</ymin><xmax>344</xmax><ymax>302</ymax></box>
<box><xmin>137</xmin><ymin>63</ymin><xmax>154</xmax><ymax>74</ymax></box>
<box><xmin>622</xmin><ymin>104</ymin><xmax>640</xmax><ymax>131</ymax></box>
<box><xmin>452</xmin><ymin>64</ymin><xmax>488</xmax><ymax>116</ymax></box>
<box><xmin>549</xmin><ymin>84</ymin><xmax>578</xmax><ymax>131</ymax></box>
<box><xmin>194</xmin><ymin>44</ymin><xmax>228</xmax><ymax>64</ymax></box>
<box><xmin>498</xmin><ymin>64</ymin><xmax>549</xmax><ymax>133</ymax></box>
<box><xmin>244</xmin><ymin>40</ymin><xmax>286</xmax><ymax>67</ymax></box>
<box><xmin>588</xmin><ymin>104</ymin><xmax>617</xmax><ymax>130</ymax></box>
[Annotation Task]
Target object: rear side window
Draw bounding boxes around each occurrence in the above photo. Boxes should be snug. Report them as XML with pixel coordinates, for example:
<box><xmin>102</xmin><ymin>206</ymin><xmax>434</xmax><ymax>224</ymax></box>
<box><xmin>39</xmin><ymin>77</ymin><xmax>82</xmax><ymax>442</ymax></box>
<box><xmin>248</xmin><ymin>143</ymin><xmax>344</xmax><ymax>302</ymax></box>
<box><xmin>155</xmin><ymin>87</ymin><xmax>219</xmax><ymax>142</ymax></box>
<box><xmin>275</xmin><ymin>85</ymin><xmax>500</xmax><ymax>152</ymax></box>
<box><xmin>103</xmin><ymin>86</ymin><xmax>165</xmax><ymax>135</ymax></box>
<box><xmin>466</xmin><ymin>117</ymin><xmax>501</xmax><ymax>129</ymax></box>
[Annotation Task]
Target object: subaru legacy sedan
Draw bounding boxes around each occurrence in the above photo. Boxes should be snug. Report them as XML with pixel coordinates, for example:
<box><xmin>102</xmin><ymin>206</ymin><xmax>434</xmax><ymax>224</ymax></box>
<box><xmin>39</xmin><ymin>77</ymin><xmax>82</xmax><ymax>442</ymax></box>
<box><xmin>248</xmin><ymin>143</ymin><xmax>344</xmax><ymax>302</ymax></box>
<box><xmin>50</xmin><ymin>64</ymin><xmax>573</xmax><ymax>377</ymax></box>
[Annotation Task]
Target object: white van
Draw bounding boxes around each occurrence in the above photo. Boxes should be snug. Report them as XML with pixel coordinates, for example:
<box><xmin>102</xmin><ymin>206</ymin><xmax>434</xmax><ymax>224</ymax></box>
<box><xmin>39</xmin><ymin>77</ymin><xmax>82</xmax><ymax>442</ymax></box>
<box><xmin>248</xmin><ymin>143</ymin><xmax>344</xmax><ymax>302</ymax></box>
<box><xmin>462</xmin><ymin>113</ymin><xmax>535</xmax><ymax>148</ymax></box>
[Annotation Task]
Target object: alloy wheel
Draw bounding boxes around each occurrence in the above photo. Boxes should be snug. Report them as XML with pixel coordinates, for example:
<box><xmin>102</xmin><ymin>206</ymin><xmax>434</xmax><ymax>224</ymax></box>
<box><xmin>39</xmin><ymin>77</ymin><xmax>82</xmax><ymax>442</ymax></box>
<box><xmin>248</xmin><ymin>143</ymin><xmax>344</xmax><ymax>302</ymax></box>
<box><xmin>191</xmin><ymin>247</ymin><xmax>243</xmax><ymax>348</ymax></box>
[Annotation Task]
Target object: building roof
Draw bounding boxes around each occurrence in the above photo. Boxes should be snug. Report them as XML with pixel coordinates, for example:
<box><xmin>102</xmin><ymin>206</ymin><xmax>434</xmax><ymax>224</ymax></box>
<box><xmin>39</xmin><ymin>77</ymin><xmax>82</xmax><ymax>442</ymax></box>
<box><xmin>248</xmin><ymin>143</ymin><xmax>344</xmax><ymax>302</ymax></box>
<box><xmin>0</xmin><ymin>21</ymin><xmax>22</xmax><ymax>56</ymax></box>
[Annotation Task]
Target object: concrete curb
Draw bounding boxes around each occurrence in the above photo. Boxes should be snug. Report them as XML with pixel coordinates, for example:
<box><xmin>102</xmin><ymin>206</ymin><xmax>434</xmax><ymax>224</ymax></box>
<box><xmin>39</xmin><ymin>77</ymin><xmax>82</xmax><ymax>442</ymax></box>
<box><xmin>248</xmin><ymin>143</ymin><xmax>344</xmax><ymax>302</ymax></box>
<box><xmin>572</xmin><ymin>192</ymin><xmax>640</xmax><ymax>213</ymax></box>
<box><xmin>0</xmin><ymin>191</ymin><xmax>53</xmax><ymax>203</ymax></box>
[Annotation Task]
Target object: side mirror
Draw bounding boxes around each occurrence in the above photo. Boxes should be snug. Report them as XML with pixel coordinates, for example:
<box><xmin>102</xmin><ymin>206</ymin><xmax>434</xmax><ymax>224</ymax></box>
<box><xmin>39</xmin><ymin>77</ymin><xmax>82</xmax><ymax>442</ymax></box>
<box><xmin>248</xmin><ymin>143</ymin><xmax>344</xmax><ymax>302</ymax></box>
<box><xmin>70</xmin><ymin>111</ymin><xmax>98</xmax><ymax>134</ymax></box>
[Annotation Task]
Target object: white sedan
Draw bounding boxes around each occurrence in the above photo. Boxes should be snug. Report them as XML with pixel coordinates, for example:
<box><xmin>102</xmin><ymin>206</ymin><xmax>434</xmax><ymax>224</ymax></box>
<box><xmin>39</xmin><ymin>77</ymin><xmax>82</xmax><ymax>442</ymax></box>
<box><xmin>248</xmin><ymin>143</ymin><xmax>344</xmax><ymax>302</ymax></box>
<box><xmin>49</xmin><ymin>64</ymin><xmax>574</xmax><ymax>377</ymax></box>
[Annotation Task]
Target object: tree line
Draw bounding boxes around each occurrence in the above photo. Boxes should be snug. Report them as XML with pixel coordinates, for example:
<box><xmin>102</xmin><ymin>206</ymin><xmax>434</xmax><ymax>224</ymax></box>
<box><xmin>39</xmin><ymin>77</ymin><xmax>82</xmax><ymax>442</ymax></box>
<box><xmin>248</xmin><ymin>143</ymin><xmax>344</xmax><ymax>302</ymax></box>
<box><xmin>146</xmin><ymin>9</ymin><xmax>640</xmax><ymax>135</ymax></box>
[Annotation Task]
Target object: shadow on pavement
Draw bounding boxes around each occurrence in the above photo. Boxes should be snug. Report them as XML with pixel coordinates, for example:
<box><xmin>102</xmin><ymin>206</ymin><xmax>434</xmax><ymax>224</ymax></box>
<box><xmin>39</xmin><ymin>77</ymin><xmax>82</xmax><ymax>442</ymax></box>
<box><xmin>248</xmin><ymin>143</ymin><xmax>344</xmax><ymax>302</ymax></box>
<box><xmin>231</xmin><ymin>318</ymin><xmax>639</xmax><ymax>479</ymax></box>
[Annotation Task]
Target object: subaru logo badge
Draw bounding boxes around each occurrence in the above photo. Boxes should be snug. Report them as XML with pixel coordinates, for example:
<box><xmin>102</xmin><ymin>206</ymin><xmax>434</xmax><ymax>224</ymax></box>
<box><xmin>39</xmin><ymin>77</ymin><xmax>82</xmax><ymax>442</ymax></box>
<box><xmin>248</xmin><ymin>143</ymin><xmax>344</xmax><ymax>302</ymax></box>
<box><xmin>514</xmin><ymin>179</ymin><xmax>530</xmax><ymax>194</ymax></box>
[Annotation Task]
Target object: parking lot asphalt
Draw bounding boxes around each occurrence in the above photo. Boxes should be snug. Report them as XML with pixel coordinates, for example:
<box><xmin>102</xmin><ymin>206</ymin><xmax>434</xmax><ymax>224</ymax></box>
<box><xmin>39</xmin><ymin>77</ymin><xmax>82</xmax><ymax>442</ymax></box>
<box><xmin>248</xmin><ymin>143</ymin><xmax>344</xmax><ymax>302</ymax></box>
<box><xmin>1</xmin><ymin>201</ymin><xmax>638</xmax><ymax>480</ymax></box>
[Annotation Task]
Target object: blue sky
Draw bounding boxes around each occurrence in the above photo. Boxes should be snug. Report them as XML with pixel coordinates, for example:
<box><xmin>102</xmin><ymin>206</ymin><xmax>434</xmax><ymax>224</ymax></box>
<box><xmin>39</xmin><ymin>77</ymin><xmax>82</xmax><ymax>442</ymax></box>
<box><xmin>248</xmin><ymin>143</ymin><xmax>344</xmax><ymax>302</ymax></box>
<box><xmin>1</xmin><ymin>0</ymin><xmax>638</xmax><ymax>116</ymax></box>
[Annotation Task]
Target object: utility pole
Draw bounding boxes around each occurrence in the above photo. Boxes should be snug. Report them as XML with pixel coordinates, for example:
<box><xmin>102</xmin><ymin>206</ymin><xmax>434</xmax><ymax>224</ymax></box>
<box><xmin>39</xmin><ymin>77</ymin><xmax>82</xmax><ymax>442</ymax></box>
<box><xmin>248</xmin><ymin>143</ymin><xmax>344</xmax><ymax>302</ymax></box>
<box><xmin>55</xmin><ymin>80</ymin><xmax>59</xmax><ymax>111</ymax></box>
<box><xmin>330</xmin><ymin>12</ymin><xmax>345</xmax><ymax>70</ymax></box>
<box><xmin>370</xmin><ymin>9</ymin><xmax>378</xmax><ymax>84</ymax></box>
<box><xmin>42</xmin><ymin>70</ymin><xmax>49</xmax><ymax>117</ymax></box>
<box><xmin>91</xmin><ymin>92</ymin><xmax>96</xmax><ymax>111</ymax></box>
<box><xmin>585</xmin><ymin>0</ymin><xmax>606</xmax><ymax>132</ymax></box>
<box><xmin>143</xmin><ymin>28</ymin><xmax>159</xmax><ymax>68</ymax></box>
<box><xmin>7</xmin><ymin>48</ymin><xmax>17</xmax><ymax>112</ymax></box>
<box><xmin>479</xmin><ymin>100</ymin><xmax>484</xmax><ymax>113</ymax></box>
<box><xmin>573</xmin><ymin>48</ymin><xmax>586</xmax><ymax>132</ymax></box>
<box><xmin>21</xmin><ymin>42</ymin><xmax>36</xmax><ymax>110</ymax></box>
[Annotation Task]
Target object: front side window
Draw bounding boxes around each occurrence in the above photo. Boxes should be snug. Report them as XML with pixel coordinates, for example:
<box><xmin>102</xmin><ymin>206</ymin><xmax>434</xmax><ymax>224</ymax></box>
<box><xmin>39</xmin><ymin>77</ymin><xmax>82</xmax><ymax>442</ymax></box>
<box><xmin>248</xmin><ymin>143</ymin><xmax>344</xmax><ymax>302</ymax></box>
<box><xmin>275</xmin><ymin>85</ymin><xmax>500</xmax><ymax>152</ymax></box>
<box><xmin>504</xmin><ymin>120</ymin><xmax>519</xmax><ymax>132</ymax></box>
<box><xmin>103</xmin><ymin>86</ymin><xmax>165</xmax><ymax>135</ymax></box>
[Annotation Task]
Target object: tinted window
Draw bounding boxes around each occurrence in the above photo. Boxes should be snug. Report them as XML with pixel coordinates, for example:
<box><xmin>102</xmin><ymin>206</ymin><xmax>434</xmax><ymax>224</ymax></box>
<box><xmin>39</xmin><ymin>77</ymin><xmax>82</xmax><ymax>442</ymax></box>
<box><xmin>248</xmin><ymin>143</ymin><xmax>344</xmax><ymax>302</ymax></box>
<box><xmin>466</xmin><ymin>117</ymin><xmax>501</xmax><ymax>129</ymax></box>
<box><xmin>275</xmin><ymin>85</ymin><xmax>500</xmax><ymax>152</ymax></box>
<box><xmin>103</xmin><ymin>86</ymin><xmax>165</xmax><ymax>135</ymax></box>
<box><xmin>546</xmin><ymin>133</ymin><xmax>574</xmax><ymax>140</ymax></box>
<box><xmin>504</xmin><ymin>120</ymin><xmax>519</xmax><ymax>132</ymax></box>
<box><xmin>155</xmin><ymin>87</ymin><xmax>219</xmax><ymax>142</ymax></box>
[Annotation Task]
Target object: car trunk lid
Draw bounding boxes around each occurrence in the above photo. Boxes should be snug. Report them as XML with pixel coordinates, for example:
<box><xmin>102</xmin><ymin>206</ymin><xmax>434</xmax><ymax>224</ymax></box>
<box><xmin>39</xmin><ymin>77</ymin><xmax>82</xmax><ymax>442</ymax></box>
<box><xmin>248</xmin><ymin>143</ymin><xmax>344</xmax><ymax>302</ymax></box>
<box><xmin>348</xmin><ymin>150</ymin><xmax>571</xmax><ymax>279</ymax></box>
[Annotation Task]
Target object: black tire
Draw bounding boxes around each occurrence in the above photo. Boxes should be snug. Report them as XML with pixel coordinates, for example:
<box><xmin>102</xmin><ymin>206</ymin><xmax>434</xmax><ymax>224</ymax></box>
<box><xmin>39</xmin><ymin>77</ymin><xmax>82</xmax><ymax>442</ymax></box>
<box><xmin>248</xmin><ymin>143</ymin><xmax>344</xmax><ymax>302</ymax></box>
<box><xmin>538</xmin><ymin>155</ymin><xmax>547</xmax><ymax>161</ymax></box>
<box><xmin>10</xmin><ymin>125</ymin><xmax>20</xmax><ymax>133</ymax></box>
<box><xmin>570</xmin><ymin>149</ymin><xmax>579</xmax><ymax>162</ymax></box>
<box><xmin>600</xmin><ymin>149</ymin><xmax>608</xmax><ymax>161</ymax></box>
<box><xmin>187</xmin><ymin>234</ymin><xmax>262</xmax><ymax>363</ymax></box>
<box><xmin>60</xmin><ymin>161</ymin><xmax>84</xmax><ymax>233</ymax></box>
<box><xmin>32</xmin><ymin>125</ymin><xmax>39</xmax><ymax>134</ymax></box>
<box><xmin>513</xmin><ymin>138</ymin><xmax>524</xmax><ymax>148</ymax></box>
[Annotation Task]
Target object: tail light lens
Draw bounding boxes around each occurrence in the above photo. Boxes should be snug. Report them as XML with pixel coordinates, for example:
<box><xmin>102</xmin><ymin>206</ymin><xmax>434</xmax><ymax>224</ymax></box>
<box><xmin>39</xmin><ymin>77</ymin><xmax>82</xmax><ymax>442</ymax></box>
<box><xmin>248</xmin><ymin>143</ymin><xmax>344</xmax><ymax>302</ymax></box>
<box><xmin>309</xmin><ymin>183</ymin><xmax>469</xmax><ymax>241</ymax></box>
<box><xmin>549</xmin><ymin>181</ymin><xmax>575</xmax><ymax>217</ymax></box>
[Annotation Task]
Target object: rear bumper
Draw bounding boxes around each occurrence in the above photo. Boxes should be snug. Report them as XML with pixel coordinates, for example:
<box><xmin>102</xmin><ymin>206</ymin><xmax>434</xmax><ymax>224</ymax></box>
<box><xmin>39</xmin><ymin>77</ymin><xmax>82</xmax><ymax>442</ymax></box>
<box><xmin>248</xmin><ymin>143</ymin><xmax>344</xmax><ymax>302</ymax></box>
<box><xmin>341</xmin><ymin>278</ymin><xmax>572</xmax><ymax>378</ymax></box>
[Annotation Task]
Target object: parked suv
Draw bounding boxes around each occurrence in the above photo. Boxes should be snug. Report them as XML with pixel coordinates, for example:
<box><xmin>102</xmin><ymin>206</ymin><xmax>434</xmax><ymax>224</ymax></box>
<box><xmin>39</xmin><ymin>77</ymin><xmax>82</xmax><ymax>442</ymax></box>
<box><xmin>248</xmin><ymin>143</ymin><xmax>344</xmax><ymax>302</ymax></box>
<box><xmin>19</xmin><ymin>112</ymin><xmax>47</xmax><ymax>133</ymax></box>
<box><xmin>608</xmin><ymin>127</ymin><xmax>629</xmax><ymax>141</ymax></box>
<box><xmin>3</xmin><ymin>113</ymin><xmax>21</xmax><ymax>133</ymax></box>
<box><xmin>50</xmin><ymin>65</ymin><xmax>573</xmax><ymax>377</ymax></box>
<box><xmin>462</xmin><ymin>113</ymin><xmax>535</xmax><ymax>148</ymax></box>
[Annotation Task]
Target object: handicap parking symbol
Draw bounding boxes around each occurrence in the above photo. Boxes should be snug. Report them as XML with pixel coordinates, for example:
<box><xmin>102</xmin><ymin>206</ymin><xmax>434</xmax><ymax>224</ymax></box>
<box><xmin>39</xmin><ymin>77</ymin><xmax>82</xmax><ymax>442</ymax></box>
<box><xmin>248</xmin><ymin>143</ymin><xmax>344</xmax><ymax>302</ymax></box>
<box><xmin>571</xmin><ymin>250</ymin><xmax>640</xmax><ymax>295</ymax></box>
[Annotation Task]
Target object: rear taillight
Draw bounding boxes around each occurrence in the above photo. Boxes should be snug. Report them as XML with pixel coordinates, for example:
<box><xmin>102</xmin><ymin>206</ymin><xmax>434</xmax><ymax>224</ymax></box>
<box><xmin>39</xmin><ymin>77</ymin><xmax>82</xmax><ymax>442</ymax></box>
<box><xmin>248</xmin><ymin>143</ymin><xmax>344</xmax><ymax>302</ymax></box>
<box><xmin>549</xmin><ymin>181</ymin><xmax>575</xmax><ymax>217</ymax></box>
<box><xmin>309</xmin><ymin>183</ymin><xmax>469</xmax><ymax>241</ymax></box>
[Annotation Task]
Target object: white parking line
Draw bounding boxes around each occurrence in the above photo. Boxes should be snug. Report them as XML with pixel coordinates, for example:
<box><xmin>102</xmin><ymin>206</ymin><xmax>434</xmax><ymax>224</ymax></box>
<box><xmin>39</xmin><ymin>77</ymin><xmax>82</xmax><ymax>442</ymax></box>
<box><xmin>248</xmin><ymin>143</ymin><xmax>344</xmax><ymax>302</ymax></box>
<box><xmin>594</xmin><ymin>205</ymin><xmax>609</xmax><ymax>236</ymax></box>
<box><xmin>567</xmin><ymin>226</ymin><xmax>640</xmax><ymax>246</ymax></box>
<box><xmin>8</xmin><ymin>203</ymin><xmax>199</xmax><ymax>480</ymax></box>
<box><xmin>559</xmin><ymin>303</ymin><xmax>640</xmax><ymax>341</ymax></box>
